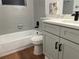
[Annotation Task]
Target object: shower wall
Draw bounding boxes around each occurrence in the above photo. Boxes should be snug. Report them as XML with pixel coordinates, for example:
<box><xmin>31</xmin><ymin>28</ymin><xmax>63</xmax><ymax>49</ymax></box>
<box><xmin>0</xmin><ymin>0</ymin><xmax>34</xmax><ymax>35</ymax></box>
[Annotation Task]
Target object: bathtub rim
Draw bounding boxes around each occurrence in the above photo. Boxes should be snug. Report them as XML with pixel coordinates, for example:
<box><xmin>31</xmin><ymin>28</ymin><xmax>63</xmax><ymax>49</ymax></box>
<box><xmin>0</xmin><ymin>29</ymin><xmax>40</xmax><ymax>57</ymax></box>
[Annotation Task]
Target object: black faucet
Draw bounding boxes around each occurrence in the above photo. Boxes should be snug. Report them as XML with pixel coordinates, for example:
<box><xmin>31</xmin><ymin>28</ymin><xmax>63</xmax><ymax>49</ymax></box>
<box><xmin>35</xmin><ymin>21</ymin><xmax>39</xmax><ymax>28</ymax></box>
<box><xmin>72</xmin><ymin>11</ymin><xmax>79</xmax><ymax>21</ymax></box>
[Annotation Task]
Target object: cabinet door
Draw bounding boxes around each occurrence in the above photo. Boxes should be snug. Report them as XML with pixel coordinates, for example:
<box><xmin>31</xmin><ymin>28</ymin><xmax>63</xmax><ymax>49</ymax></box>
<box><xmin>59</xmin><ymin>38</ymin><xmax>79</xmax><ymax>59</ymax></box>
<box><xmin>43</xmin><ymin>31</ymin><xmax>59</xmax><ymax>59</ymax></box>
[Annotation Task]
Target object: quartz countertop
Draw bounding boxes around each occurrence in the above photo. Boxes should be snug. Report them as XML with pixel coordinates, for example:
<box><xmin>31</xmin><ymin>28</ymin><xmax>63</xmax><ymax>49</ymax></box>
<box><xmin>42</xmin><ymin>18</ymin><xmax>79</xmax><ymax>30</ymax></box>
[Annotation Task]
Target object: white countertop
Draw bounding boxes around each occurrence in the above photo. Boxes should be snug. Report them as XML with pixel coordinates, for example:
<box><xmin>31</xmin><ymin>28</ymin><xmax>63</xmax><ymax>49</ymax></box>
<box><xmin>42</xmin><ymin>18</ymin><xmax>79</xmax><ymax>30</ymax></box>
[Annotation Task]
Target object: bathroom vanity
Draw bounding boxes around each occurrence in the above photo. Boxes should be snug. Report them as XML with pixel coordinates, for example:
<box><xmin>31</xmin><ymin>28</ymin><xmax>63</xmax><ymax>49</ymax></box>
<box><xmin>42</xmin><ymin>18</ymin><xmax>79</xmax><ymax>59</ymax></box>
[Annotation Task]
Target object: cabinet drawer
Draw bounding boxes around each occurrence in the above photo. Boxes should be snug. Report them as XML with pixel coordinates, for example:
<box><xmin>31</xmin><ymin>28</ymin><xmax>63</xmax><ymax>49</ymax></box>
<box><xmin>42</xmin><ymin>23</ymin><xmax>60</xmax><ymax>35</ymax></box>
<box><xmin>61</xmin><ymin>27</ymin><xmax>79</xmax><ymax>44</ymax></box>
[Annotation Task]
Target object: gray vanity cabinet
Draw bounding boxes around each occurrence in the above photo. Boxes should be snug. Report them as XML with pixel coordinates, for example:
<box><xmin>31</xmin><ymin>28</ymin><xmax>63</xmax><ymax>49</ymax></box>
<box><xmin>42</xmin><ymin>22</ymin><xmax>79</xmax><ymax>59</ymax></box>
<box><xmin>42</xmin><ymin>23</ymin><xmax>60</xmax><ymax>59</ymax></box>
<box><xmin>43</xmin><ymin>31</ymin><xmax>59</xmax><ymax>59</ymax></box>
<box><xmin>59</xmin><ymin>38</ymin><xmax>79</xmax><ymax>59</ymax></box>
<box><xmin>60</xmin><ymin>27</ymin><xmax>79</xmax><ymax>44</ymax></box>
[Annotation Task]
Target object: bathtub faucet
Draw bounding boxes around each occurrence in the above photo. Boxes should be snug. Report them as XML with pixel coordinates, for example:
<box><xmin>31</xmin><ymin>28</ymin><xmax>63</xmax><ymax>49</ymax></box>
<box><xmin>35</xmin><ymin>21</ymin><xmax>39</xmax><ymax>28</ymax></box>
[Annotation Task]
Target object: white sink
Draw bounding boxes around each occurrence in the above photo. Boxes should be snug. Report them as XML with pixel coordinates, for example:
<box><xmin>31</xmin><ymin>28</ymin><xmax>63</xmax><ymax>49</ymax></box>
<box><xmin>43</xmin><ymin>18</ymin><xmax>79</xmax><ymax>30</ymax></box>
<box><xmin>62</xmin><ymin>20</ymin><xmax>79</xmax><ymax>24</ymax></box>
<box><xmin>43</xmin><ymin>18</ymin><xmax>79</xmax><ymax>25</ymax></box>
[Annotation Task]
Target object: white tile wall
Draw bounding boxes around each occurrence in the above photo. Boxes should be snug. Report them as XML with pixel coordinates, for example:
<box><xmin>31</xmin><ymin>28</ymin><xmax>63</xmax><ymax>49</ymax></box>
<box><xmin>73</xmin><ymin>0</ymin><xmax>79</xmax><ymax>12</ymax></box>
<box><xmin>0</xmin><ymin>0</ymin><xmax>34</xmax><ymax>35</ymax></box>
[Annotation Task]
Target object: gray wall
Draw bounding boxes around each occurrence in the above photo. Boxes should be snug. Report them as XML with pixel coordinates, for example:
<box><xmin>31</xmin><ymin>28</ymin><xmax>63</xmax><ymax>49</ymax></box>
<box><xmin>33</xmin><ymin>0</ymin><xmax>45</xmax><ymax>29</ymax></box>
<box><xmin>33</xmin><ymin>0</ymin><xmax>45</xmax><ymax>21</ymax></box>
<box><xmin>0</xmin><ymin>0</ymin><xmax>34</xmax><ymax>35</ymax></box>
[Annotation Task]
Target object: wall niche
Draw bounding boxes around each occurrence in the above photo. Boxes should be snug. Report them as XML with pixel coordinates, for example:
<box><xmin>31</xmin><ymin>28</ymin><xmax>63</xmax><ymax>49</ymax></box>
<box><xmin>2</xmin><ymin>0</ymin><xmax>25</xmax><ymax>6</ymax></box>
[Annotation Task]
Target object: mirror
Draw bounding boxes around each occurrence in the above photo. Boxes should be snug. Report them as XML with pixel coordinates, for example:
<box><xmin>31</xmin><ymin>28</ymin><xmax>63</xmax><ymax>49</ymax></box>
<box><xmin>63</xmin><ymin>0</ymin><xmax>79</xmax><ymax>14</ymax></box>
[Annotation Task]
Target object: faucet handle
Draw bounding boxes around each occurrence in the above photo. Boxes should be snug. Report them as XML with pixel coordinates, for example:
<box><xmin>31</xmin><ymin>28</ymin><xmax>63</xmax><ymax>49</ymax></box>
<box><xmin>71</xmin><ymin>14</ymin><xmax>75</xmax><ymax>16</ymax></box>
<box><xmin>71</xmin><ymin>11</ymin><xmax>79</xmax><ymax>16</ymax></box>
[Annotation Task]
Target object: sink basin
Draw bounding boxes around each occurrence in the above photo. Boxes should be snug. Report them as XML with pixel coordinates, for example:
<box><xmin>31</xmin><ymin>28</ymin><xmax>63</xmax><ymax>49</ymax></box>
<box><xmin>43</xmin><ymin>18</ymin><xmax>79</xmax><ymax>25</ymax></box>
<box><xmin>62</xmin><ymin>20</ymin><xmax>79</xmax><ymax>24</ymax></box>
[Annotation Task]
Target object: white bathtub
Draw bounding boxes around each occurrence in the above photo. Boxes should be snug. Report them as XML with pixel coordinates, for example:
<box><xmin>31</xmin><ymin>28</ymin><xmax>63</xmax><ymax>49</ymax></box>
<box><xmin>0</xmin><ymin>29</ymin><xmax>40</xmax><ymax>57</ymax></box>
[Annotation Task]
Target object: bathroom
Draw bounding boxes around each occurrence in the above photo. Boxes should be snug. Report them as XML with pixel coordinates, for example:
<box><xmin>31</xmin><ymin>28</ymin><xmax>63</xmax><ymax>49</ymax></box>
<box><xmin>0</xmin><ymin>0</ymin><xmax>79</xmax><ymax>59</ymax></box>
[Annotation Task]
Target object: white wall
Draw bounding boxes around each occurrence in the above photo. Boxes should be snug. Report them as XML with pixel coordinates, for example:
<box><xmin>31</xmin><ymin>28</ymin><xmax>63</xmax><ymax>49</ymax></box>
<box><xmin>0</xmin><ymin>0</ymin><xmax>34</xmax><ymax>35</ymax></box>
<box><xmin>57</xmin><ymin>0</ymin><xmax>63</xmax><ymax>15</ymax></box>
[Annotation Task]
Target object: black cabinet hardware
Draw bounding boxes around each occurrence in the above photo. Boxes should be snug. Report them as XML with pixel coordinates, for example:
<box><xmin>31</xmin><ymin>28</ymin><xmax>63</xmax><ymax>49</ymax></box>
<box><xmin>55</xmin><ymin>42</ymin><xmax>58</xmax><ymax>49</ymax></box>
<box><xmin>59</xmin><ymin>44</ymin><xmax>62</xmax><ymax>52</ymax></box>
